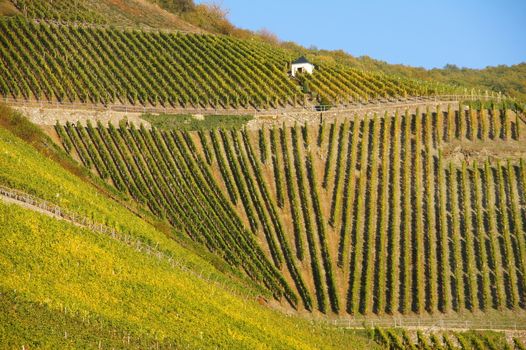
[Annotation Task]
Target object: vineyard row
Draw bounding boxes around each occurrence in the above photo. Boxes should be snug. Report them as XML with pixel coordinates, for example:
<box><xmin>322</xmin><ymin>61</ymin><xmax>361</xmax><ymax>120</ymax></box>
<box><xmin>199</xmin><ymin>106</ymin><xmax>526</xmax><ymax>315</ymax></box>
<box><xmin>0</xmin><ymin>17</ymin><xmax>450</xmax><ymax>109</ymax></box>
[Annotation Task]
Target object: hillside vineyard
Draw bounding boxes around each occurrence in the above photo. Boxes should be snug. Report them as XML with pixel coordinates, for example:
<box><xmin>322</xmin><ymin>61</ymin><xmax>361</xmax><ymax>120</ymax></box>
<box><xmin>56</xmin><ymin>105</ymin><xmax>526</xmax><ymax>315</ymax></box>
<box><xmin>0</xmin><ymin>17</ymin><xmax>455</xmax><ymax>109</ymax></box>
<box><xmin>2</xmin><ymin>0</ymin><xmax>526</xmax><ymax>348</ymax></box>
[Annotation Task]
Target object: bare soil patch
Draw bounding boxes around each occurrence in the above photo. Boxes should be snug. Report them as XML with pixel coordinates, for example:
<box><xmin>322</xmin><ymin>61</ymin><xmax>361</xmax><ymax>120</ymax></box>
<box><xmin>441</xmin><ymin>139</ymin><xmax>526</xmax><ymax>165</ymax></box>
<box><xmin>0</xmin><ymin>0</ymin><xmax>19</xmax><ymax>16</ymax></box>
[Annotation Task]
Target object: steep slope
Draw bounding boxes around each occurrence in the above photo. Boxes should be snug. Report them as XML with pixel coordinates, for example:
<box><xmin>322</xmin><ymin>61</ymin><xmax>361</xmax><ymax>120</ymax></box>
<box><xmin>0</xmin><ymin>109</ymin><xmax>377</xmax><ymax>348</ymax></box>
<box><xmin>55</xmin><ymin>103</ymin><xmax>526</xmax><ymax>322</ymax></box>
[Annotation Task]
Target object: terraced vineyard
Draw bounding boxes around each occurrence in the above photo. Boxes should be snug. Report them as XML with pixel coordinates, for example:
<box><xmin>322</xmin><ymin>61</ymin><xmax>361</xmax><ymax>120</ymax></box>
<box><xmin>0</xmin><ymin>17</ymin><xmax>455</xmax><ymax>109</ymax></box>
<box><xmin>56</xmin><ymin>103</ymin><xmax>526</xmax><ymax>318</ymax></box>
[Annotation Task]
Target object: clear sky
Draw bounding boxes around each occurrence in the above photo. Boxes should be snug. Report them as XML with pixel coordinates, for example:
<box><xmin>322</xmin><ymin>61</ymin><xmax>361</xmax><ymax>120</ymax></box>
<box><xmin>195</xmin><ymin>0</ymin><xmax>526</xmax><ymax>69</ymax></box>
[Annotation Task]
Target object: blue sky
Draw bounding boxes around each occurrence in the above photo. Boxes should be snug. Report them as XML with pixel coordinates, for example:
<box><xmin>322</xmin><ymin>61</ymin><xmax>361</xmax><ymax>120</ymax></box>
<box><xmin>195</xmin><ymin>0</ymin><xmax>526</xmax><ymax>69</ymax></box>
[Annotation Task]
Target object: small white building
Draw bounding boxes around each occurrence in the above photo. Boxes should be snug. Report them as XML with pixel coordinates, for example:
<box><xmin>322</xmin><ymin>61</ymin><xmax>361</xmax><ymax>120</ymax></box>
<box><xmin>291</xmin><ymin>56</ymin><xmax>315</xmax><ymax>77</ymax></box>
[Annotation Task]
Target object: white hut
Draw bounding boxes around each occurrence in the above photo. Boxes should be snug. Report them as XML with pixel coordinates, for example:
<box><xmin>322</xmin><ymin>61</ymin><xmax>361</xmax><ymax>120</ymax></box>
<box><xmin>291</xmin><ymin>56</ymin><xmax>315</xmax><ymax>77</ymax></box>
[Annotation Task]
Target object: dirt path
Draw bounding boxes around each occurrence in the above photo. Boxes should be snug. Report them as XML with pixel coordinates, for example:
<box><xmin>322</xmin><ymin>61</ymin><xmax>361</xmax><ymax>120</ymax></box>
<box><xmin>1</xmin><ymin>190</ymin><xmax>71</xmax><ymax>222</ymax></box>
<box><xmin>0</xmin><ymin>188</ymin><xmax>127</xmax><ymax>237</ymax></box>
<box><xmin>2</xmin><ymin>194</ymin><xmax>55</xmax><ymax>216</ymax></box>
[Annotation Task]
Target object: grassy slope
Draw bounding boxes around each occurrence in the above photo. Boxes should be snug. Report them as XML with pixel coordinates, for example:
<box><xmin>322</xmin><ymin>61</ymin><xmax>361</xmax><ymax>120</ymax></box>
<box><xmin>0</xmin><ymin>201</ymin><xmax>369</xmax><ymax>348</ymax></box>
<box><xmin>0</xmin><ymin>115</ymin><xmax>376</xmax><ymax>347</ymax></box>
<box><xmin>0</xmin><ymin>287</ymin><xmax>165</xmax><ymax>349</ymax></box>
